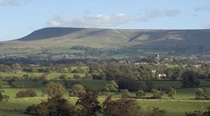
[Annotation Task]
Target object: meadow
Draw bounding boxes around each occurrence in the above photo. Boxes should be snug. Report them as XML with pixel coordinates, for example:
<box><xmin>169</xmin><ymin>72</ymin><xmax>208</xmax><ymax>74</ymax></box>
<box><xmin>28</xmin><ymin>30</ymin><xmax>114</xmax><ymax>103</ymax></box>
<box><xmin>0</xmin><ymin>79</ymin><xmax>210</xmax><ymax>116</ymax></box>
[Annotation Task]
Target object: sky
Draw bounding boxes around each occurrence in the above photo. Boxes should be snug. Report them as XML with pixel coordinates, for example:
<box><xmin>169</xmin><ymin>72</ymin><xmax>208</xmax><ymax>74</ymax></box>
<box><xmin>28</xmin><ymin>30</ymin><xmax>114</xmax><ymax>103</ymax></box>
<box><xmin>0</xmin><ymin>0</ymin><xmax>210</xmax><ymax>41</ymax></box>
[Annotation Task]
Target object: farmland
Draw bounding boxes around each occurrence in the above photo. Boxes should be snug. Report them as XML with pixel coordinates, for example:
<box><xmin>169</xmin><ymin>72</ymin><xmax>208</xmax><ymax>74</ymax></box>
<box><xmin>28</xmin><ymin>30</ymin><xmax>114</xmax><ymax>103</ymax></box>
<box><xmin>0</xmin><ymin>79</ymin><xmax>210</xmax><ymax>116</ymax></box>
<box><xmin>0</xmin><ymin>62</ymin><xmax>210</xmax><ymax>116</ymax></box>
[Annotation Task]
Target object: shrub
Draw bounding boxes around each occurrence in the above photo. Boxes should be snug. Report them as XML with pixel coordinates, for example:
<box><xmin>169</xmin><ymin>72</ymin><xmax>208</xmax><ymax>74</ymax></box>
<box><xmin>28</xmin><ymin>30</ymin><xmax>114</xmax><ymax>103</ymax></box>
<box><xmin>186</xmin><ymin>105</ymin><xmax>210</xmax><ymax>116</ymax></box>
<box><xmin>16</xmin><ymin>89</ymin><xmax>37</xmax><ymax>98</ymax></box>
<box><xmin>151</xmin><ymin>89</ymin><xmax>163</xmax><ymax>99</ymax></box>
<box><xmin>59</xmin><ymin>74</ymin><xmax>67</xmax><ymax>80</ymax></box>
<box><xmin>121</xmin><ymin>89</ymin><xmax>131</xmax><ymax>98</ymax></box>
<box><xmin>73</xmin><ymin>75</ymin><xmax>81</xmax><ymax>79</ymax></box>
<box><xmin>195</xmin><ymin>88</ymin><xmax>205</xmax><ymax>100</ymax></box>
<box><xmin>147</xmin><ymin>107</ymin><xmax>167</xmax><ymax>116</ymax></box>
<box><xmin>185</xmin><ymin>110</ymin><xmax>203</xmax><ymax>116</ymax></box>
<box><xmin>136</xmin><ymin>90</ymin><xmax>146</xmax><ymax>98</ymax></box>
<box><xmin>166</xmin><ymin>87</ymin><xmax>176</xmax><ymax>99</ymax></box>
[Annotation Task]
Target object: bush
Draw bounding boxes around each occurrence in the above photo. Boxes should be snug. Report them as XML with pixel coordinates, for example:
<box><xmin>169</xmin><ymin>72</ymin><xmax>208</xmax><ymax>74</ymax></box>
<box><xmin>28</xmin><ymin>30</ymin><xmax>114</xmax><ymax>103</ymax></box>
<box><xmin>16</xmin><ymin>89</ymin><xmax>37</xmax><ymax>98</ymax></box>
<box><xmin>121</xmin><ymin>89</ymin><xmax>131</xmax><ymax>98</ymax></box>
<box><xmin>73</xmin><ymin>75</ymin><xmax>82</xmax><ymax>79</ymax></box>
<box><xmin>166</xmin><ymin>87</ymin><xmax>176</xmax><ymax>99</ymax></box>
<box><xmin>185</xmin><ymin>110</ymin><xmax>203</xmax><ymax>116</ymax></box>
<box><xmin>147</xmin><ymin>107</ymin><xmax>167</xmax><ymax>116</ymax></box>
<box><xmin>136</xmin><ymin>90</ymin><xmax>146</xmax><ymax>98</ymax></box>
<box><xmin>186</xmin><ymin>105</ymin><xmax>210</xmax><ymax>116</ymax></box>
<box><xmin>195</xmin><ymin>88</ymin><xmax>205</xmax><ymax>100</ymax></box>
<box><xmin>59</xmin><ymin>74</ymin><xmax>67</xmax><ymax>80</ymax></box>
<box><xmin>151</xmin><ymin>89</ymin><xmax>163</xmax><ymax>99</ymax></box>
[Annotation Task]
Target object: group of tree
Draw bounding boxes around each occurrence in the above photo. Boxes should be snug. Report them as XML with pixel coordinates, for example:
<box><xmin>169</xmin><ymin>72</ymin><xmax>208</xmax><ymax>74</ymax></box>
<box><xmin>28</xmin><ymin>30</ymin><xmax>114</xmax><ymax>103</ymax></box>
<box><xmin>25</xmin><ymin>85</ymin><xmax>169</xmax><ymax>116</ymax></box>
<box><xmin>0</xmin><ymin>63</ymin><xmax>87</xmax><ymax>74</ymax></box>
<box><xmin>1</xmin><ymin>61</ymin><xmax>210</xmax><ymax>84</ymax></box>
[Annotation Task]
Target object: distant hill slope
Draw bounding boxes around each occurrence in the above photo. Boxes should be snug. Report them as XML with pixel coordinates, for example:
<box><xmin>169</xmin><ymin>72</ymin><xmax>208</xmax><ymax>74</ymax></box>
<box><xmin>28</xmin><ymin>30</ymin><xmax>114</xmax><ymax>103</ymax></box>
<box><xmin>0</xmin><ymin>27</ymin><xmax>210</xmax><ymax>59</ymax></box>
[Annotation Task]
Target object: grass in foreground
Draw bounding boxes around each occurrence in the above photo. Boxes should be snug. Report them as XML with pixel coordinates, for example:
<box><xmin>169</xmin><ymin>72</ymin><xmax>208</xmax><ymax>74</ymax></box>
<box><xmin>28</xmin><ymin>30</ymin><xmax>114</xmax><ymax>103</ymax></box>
<box><xmin>0</xmin><ymin>80</ymin><xmax>210</xmax><ymax>115</ymax></box>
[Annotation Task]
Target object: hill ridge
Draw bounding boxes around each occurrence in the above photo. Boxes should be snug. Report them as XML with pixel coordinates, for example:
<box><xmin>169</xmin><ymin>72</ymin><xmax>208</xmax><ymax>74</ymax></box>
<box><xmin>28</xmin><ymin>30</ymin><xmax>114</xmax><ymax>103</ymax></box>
<box><xmin>1</xmin><ymin>27</ymin><xmax>210</xmax><ymax>58</ymax></box>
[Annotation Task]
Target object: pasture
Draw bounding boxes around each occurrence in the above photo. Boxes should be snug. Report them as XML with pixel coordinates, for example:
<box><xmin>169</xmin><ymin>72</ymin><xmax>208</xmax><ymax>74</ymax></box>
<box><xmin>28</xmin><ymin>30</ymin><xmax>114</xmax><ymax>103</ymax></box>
<box><xmin>0</xmin><ymin>79</ymin><xmax>210</xmax><ymax>116</ymax></box>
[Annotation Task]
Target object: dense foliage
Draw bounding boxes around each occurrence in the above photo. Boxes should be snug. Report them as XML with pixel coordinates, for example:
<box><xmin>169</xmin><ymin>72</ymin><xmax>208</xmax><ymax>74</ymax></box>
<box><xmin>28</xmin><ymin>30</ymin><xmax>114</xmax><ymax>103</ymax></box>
<box><xmin>16</xmin><ymin>89</ymin><xmax>37</xmax><ymax>98</ymax></box>
<box><xmin>25</xmin><ymin>87</ymin><xmax>143</xmax><ymax>116</ymax></box>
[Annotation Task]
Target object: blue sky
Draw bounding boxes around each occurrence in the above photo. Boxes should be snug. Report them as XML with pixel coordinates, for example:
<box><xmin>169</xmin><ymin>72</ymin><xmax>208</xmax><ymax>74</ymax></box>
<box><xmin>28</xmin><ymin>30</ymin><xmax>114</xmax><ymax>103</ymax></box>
<box><xmin>0</xmin><ymin>0</ymin><xmax>210</xmax><ymax>41</ymax></box>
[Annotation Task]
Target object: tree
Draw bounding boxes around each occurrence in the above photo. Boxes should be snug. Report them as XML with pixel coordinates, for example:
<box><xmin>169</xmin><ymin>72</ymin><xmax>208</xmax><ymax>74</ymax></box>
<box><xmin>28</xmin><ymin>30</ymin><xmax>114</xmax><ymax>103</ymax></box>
<box><xmin>7</xmin><ymin>78</ymin><xmax>16</xmax><ymax>88</ymax></box>
<box><xmin>147</xmin><ymin>107</ymin><xmax>167</xmax><ymax>116</ymax></box>
<box><xmin>22</xmin><ymin>74</ymin><xmax>30</xmax><ymax>80</ymax></box>
<box><xmin>195</xmin><ymin>88</ymin><xmax>205</xmax><ymax>100</ymax></box>
<box><xmin>104</xmin><ymin>80</ymin><xmax>118</xmax><ymax>95</ymax></box>
<box><xmin>76</xmin><ymin>87</ymin><xmax>102</xmax><ymax>116</ymax></box>
<box><xmin>204</xmin><ymin>88</ymin><xmax>210</xmax><ymax>99</ymax></box>
<box><xmin>151</xmin><ymin>89</ymin><xmax>163</xmax><ymax>99</ymax></box>
<box><xmin>181</xmin><ymin>70</ymin><xmax>200</xmax><ymax>87</ymax></box>
<box><xmin>63</xmin><ymin>80</ymin><xmax>80</xmax><ymax>89</ymax></box>
<box><xmin>42</xmin><ymin>82</ymin><xmax>66</xmax><ymax>97</ymax></box>
<box><xmin>121</xmin><ymin>89</ymin><xmax>131</xmax><ymax>99</ymax></box>
<box><xmin>0</xmin><ymin>89</ymin><xmax>9</xmax><ymax>102</ymax></box>
<box><xmin>59</xmin><ymin>74</ymin><xmax>67</xmax><ymax>80</ymax></box>
<box><xmin>185</xmin><ymin>110</ymin><xmax>203</xmax><ymax>116</ymax></box>
<box><xmin>103</xmin><ymin>96</ymin><xmax>142</xmax><ymax>116</ymax></box>
<box><xmin>25</xmin><ymin>95</ymin><xmax>77</xmax><ymax>116</ymax></box>
<box><xmin>0</xmin><ymin>80</ymin><xmax>9</xmax><ymax>102</ymax></box>
<box><xmin>41</xmin><ymin>73</ymin><xmax>50</xmax><ymax>86</ymax></box>
<box><xmin>73</xmin><ymin>74</ymin><xmax>82</xmax><ymax>79</ymax></box>
<box><xmin>166</xmin><ymin>87</ymin><xmax>176</xmax><ymax>99</ymax></box>
<box><xmin>71</xmin><ymin>84</ymin><xmax>85</xmax><ymax>96</ymax></box>
<box><xmin>32</xmin><ymin>77</ymin><xmax>39</xmax><ymax>86</ymax></box>
<box><xmin>117</xmin><ymin>80</ymin><xmax>147</xmax><ymax>92</ymax></box>
<box><xmin>136</xmin><ymin>90</ymin><xmax>146</xmax><ymax>98</ymax></box>
<box><xmin>12</xmin><ymin>63</ymin><xmax>22</xmax><ymax>73</ymax></box>
<box><xmin>185</xmin><ymin>105</ymin><xmax>210</xmax><ymax>116</ymax></box>
<box><xmin>145</xmin><ymin>80</ymin><xmax>154</xmax><ymax>92</ymax></box>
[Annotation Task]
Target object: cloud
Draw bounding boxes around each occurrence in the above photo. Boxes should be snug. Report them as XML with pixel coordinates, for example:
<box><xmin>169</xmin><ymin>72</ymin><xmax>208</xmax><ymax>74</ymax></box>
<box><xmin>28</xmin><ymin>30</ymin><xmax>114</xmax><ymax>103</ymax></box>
<box><xmin>201</xmin><ymin>23</ymin><xmax>210</xmax><ymax>29</ymax></box>
<box><xmin>194</xmin><ymin>6</ymin><xmax>210</xmax><ymax>11</ymax></box>
<box><xmin>0</xmin><ymin>0</ymin><xmax>28</xmax><ymax>6</ymax></box>
<box><xmin>47</xmin><ymin>13</ymin><xmax>143</xmax><ymax>27</ymax></box>
<box><xmin>145</xmin><ymin>7</ymin><xmax>180</xmax><ymax>18</ymax></box>
<box><xmin>0</xmin><ymin>0</ymin><xmax>17</xmax><ymax>6</ymax></box>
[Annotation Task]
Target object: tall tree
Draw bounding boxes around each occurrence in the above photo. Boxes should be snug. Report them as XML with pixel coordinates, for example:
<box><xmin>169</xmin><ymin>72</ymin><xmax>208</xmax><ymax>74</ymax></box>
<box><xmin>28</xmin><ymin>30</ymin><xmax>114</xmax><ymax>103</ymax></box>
<box><xmin>71</xmin><ymin>84</ymin><xmax>85</xmax><ymax>96</ymax></box>
<box><xmin>0</xmin><ymin>80</ymin><xmax>9</xmax><ymax>102</ymax></box>
<box><xmin>76</xmin><ymin>87</ymin><xmax>102</xmax><ymax>116</ymax></box>
<box><xmin>166</xmin><ymin>87</ymin><xmax>176</xmax><ymax>99</ymax></box>
<box><xmin>42</xmin><ymin>82</ymin><xmax>66</xmax><ymax>97</ymax></box>
<box><xmin>104</xmin><ymin>80</ymin><xmax>118</xmax><ymax>95</ymax></box>
<box><xmin>103</xmin><ymin>96</ymin><xmax>142</xmax><ymax>116</ymax></box>
<box><xmin>181</xmin><ymin>70</ymin><xmax>200</xmax><ymax>87</ymax></box>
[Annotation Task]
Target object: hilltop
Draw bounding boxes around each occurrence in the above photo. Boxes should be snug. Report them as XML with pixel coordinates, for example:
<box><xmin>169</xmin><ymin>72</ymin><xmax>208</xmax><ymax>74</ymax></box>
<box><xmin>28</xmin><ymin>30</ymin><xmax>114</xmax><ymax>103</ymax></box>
<box><xmin>0</xmin><ymin>27</ymin><xmax>210</xmax><ymax>60</ymax></box>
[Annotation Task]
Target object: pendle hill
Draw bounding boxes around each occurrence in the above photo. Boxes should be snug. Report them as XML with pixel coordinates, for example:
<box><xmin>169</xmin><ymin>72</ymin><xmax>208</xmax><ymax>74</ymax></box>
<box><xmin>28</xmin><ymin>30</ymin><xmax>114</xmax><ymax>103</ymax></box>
<box><xmin>0</xmin><ymin>27</ymin><xmax>210</xmax><ymax>60</ymax></box>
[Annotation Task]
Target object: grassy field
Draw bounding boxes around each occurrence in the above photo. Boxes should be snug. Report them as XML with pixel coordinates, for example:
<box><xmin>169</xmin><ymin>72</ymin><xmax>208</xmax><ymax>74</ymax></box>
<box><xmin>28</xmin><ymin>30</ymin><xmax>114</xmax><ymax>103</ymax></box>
<box><xmin>0</xmin><ymin>80</ymin><xmax>210</xmax><ymax>116</ymax></box>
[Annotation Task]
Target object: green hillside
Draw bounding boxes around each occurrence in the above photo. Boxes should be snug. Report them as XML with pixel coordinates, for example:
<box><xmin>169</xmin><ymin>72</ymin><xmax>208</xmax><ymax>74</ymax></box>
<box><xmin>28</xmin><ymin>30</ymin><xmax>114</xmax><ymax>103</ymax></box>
<box><xmin>0</xmin><ymin>27</ymin><xmax>210</xmax><ymax>59</ymax></box>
